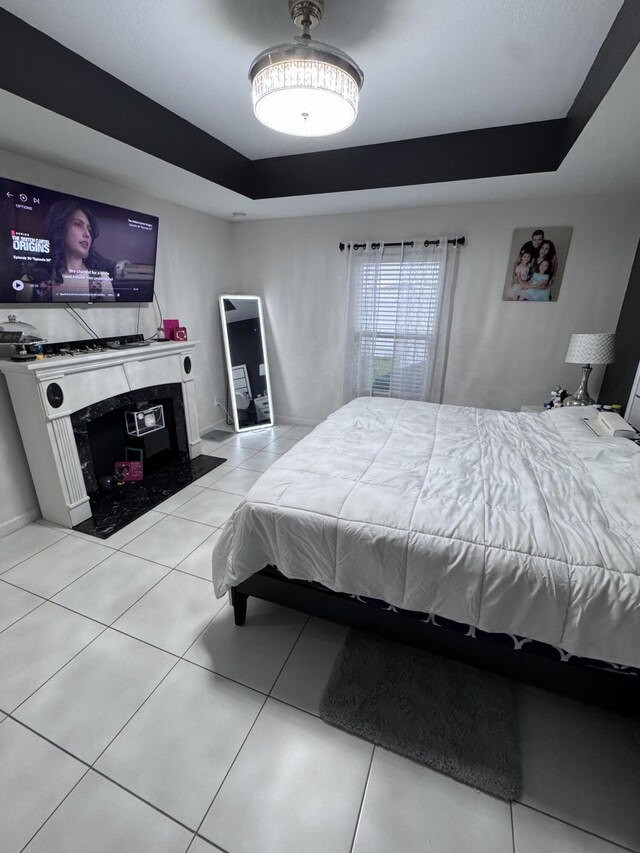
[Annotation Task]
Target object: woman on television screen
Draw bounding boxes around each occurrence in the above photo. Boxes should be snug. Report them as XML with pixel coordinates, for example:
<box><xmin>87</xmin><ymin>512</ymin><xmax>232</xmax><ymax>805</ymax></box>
<box><xmin>32</xmin><ymin>200</ymin><xmax>116</xmax><ymax>302</ymax></box>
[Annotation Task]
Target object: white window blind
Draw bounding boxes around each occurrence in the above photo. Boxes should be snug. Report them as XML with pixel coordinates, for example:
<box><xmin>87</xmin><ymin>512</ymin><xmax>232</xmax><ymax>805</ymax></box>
<box><xmin>343</xmin><ymin>240</ymin><xmax>459</xmax><ymax>403</ymax></box>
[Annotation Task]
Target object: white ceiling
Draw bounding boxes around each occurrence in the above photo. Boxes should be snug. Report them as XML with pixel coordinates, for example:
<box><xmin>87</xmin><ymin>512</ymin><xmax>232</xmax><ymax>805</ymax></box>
<box><xmin>0</xmin><ymin>1</ymin><xmax>639</xmax><ymax>221</ymax></box>
<box><xmin>0</xmin><ymin>0</ymin><xmax>623</xmax><ymax>159</ymax></box>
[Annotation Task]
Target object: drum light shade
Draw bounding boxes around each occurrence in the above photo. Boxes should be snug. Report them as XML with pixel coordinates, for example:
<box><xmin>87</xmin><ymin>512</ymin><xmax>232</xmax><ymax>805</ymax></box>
<box><xmin>249</xmin><ymin>2</ymin><xmax>363</xmax><ymax>138</ymax></box>
<box><xmin>250</xmin><ymin>41</ymin><xmax>362</xmax><ymax>136</ymax></box>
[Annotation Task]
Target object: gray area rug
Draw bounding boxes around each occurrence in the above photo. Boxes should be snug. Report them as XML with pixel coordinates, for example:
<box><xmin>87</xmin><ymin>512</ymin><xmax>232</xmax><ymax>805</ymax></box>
<box><xmin>319</xmin><ymin>630</ymin><xmax>521</xmax><ymax>799</ymax></box>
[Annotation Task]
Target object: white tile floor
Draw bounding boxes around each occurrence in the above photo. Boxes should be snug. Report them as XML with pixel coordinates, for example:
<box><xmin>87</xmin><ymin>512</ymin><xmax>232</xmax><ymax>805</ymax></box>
<box><xmin>1</xmin><ymin>422</ymin><xmax>640</xmax><ymax>852</ymax></box>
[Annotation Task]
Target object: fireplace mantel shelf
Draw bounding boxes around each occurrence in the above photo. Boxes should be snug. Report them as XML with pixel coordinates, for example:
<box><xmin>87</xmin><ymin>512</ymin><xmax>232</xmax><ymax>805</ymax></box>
<box><xmin>0</xmin><ymin>340</ymin><xmax>198</xmax><ymax>376</ymax></box>
<box><xmin>0</xmin><ymin>340</ymin><xmax>202</xmax><ymax>529</ymax></box>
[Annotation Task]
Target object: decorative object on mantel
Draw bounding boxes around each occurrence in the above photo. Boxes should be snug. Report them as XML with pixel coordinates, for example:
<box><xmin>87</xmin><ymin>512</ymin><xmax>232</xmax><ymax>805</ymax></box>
<box><xmin>502</xmin><ymin>226</ymin><xmax>572</xmax><ymax>302</ymax></box>
<box><xmin>0</xmin><ymin>314</ymin><xmax>46</xmax><ymax>360</ymax></box>
<box><xmin>170</xmin><ymin>325</ymin><xmax>188</xmax><ymax>341</ymax></box>
<box><xmin>564</xmin><ymin>333</ymin><xmax>615</xmax><ymax>407</ymax></box>
<box><xmin>249</xmin><ymin>0</ymin><xmax>364</xmax><ymax>137</ymax></box>
<box><xmin>0</xmin><ymin>313</ymin><xmax>45</xmax><ymax>344</ymax></box>
<box><xmin>163</xmin><ymin>318</ymin><xmax>180</xmax><ymax>339</ymax></box>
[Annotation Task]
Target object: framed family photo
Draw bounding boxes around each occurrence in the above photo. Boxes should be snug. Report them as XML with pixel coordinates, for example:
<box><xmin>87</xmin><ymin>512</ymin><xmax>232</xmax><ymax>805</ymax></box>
<box><xmin>502</xmin><ymin>226</ymin><xmax>572</xmax><ymax>302</ymax></box>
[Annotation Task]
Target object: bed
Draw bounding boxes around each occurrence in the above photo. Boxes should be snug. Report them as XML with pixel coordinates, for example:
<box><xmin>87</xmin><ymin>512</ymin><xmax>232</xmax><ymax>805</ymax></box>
<box><xmin>212</xmin><ymin>395</ymin><xmax>640</xmax><ymax>715</ymax></box>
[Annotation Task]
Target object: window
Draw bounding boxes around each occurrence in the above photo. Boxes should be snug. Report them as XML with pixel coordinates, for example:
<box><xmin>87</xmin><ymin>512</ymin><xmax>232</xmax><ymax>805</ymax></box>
<box><xmin>343</xmin><ymin>241</ymin><xmax>459</xmax><ymax>403</ymax></box>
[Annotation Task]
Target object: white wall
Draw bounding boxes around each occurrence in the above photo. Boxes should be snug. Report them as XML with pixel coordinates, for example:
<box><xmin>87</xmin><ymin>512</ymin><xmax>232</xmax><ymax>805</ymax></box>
<box><xmin>229</xmin><ymin>195</ymin><xmax>640</xmax><ymax>422</ymax></box>
<box><xmin>0</xmin><ymin>148</ymin><xmax>231</xmax><ymax>535</ymax></box>
<box><xmin>2</xmin><ymin>150</ymin><xmax>639</xmax><ymax>537</ymax></box>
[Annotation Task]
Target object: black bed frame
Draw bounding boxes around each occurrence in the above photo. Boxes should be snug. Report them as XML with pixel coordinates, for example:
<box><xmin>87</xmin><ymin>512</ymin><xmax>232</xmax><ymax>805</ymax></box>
<box><xmin>232</xmin><ymin>568</ymin><xmax>640</xmax><ymax>719</ymax></box>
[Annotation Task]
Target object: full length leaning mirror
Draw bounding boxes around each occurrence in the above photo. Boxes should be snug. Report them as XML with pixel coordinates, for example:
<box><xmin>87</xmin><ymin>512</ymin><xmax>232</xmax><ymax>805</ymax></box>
<box><xmin>219</xmin><ymin>294</ymin><xmax>274</xmax><ymax>432</ymax></box>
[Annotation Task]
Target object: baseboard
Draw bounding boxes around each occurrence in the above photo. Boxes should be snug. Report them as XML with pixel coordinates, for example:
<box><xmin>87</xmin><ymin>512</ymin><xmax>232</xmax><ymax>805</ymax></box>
<box><xmin>0</xmin><ymin>507</ymin><xmax>41</xmax><ymax>539</ymax></box>
<box><xmin>276</xmin><ymin>415</ymin><xmax>322</xmax><ymax>427</ymax></box>
<box><xmin>201</xmin><ymin>414</ymin><xmax>321</xmax><ymax>432</ymax></box>
<box><xmin>200</xmin><ymin>416</ymin><xmax>232</xmax><ymax>436</ymax></box>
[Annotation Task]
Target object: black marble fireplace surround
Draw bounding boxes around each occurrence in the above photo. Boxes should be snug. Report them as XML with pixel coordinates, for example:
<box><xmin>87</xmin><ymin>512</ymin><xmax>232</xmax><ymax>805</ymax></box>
<box><xmin>71</xmin><ymin>383</ymin><xmax>224</xmax><ymax>538</ymax></box>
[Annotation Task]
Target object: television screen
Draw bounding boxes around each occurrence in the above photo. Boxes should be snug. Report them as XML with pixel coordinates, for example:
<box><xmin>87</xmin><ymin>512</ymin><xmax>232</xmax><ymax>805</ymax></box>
<box><xmin>0</xmin><ymin>177</ymin><xmax>159</xmax><ymax>303</ymax></box>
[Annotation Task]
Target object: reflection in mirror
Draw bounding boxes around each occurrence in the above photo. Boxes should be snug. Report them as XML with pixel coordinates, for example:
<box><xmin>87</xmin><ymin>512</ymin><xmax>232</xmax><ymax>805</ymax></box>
<box><xmin>219</xmin><ymin>294</ymin><xmax>273</xmax><ymax>432</ymax></box>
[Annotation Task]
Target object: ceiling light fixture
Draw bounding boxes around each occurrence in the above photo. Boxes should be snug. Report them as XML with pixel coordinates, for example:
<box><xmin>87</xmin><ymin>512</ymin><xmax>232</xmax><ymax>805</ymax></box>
<box><xmin>249</xmin><ymin>0</ymin><xmax>364</xmax><ymax>138</ymax></box>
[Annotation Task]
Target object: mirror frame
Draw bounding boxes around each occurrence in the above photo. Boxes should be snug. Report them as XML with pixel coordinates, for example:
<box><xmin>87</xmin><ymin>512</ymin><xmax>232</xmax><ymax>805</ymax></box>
<box><xmin>219</xmin><ymin>294</ymin><xmax>274</xmax><ymax>432</ymax></box>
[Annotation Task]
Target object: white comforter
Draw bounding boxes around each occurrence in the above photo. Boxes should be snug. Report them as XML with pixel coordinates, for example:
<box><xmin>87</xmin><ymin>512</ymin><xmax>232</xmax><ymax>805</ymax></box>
<box><xmin>212</xmin><ymin>398</ymin><xmax>640</xmax><ymax>668</ymax></box>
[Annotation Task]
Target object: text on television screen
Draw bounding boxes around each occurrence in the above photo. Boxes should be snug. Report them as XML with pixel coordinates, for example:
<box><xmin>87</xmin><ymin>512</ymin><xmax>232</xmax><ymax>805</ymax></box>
<box><xmin>0</xmin><ymin>177</ymin><xmax>159</xmax><ymax>303</ymax></box>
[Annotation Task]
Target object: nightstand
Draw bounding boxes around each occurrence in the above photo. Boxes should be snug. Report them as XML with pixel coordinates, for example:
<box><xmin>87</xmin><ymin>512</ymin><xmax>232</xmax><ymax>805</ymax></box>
<box><xmin>254</xmin><ymin>395</ymin><xmax>270</xmax><ymax>420</ymax></box>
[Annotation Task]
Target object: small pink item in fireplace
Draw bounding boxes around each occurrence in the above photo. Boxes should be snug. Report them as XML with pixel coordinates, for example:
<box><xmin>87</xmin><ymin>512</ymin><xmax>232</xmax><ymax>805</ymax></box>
<box><xmin>114</xmin><ymin>461</ymin><xmax>143</xmax><ymax>482</ymax></box>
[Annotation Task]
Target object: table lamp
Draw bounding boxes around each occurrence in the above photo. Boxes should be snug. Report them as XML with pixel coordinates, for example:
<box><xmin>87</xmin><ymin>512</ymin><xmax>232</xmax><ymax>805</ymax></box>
<box><xmin>564</xmin><ymin>333</ymin><xmax>615</xmax><ymax>406</ymax></box>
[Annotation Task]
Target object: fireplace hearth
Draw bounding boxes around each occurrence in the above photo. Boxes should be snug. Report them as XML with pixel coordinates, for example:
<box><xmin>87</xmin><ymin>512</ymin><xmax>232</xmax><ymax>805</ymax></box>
<box><xmin>74</xmin><ymin>453</ymin><xmax>224</xmax><ymax>538</ymax></box>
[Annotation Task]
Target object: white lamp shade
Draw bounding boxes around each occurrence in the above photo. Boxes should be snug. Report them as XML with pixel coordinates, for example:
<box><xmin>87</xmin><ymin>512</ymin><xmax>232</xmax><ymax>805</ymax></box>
<box><xmin>252</xmin><ymin>59</ymin><xmax>359</xmax><ymax>137</ymax></box>
<box><xmin>565</xmin><ymin>333</ymin><xmax>615</xmax><ymax>365</ymax></box>
<box><xmin>249</xmin><ymin>37</ymin><xmax>363</xmax><ymax>139</ymax></box>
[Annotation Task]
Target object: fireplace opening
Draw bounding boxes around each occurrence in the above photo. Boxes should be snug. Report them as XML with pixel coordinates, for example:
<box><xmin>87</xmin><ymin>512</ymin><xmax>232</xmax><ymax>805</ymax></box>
<box><xmin>71</xmin><ymin>383</ymin><xmax>225</xmax><ymax>538</ymax></box>
<box><xmin>86</xmin><ymin>394</ymin><xmax>181</xmax><ymax>484</ymax></box>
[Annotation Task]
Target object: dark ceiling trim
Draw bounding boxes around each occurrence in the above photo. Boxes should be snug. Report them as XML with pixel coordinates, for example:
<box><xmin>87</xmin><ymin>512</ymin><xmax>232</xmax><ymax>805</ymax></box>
<box><xmin>0</xmin><ymin>8</ymin><xmax>252</xmax><ymax>197</ymax></box>
<box><xmin>251</xmin><ymin>0</ymin><xmax>640</xmax><ymax>199</ymax></box>
<box><xmin>250</xmin><ymin>120</ymin><xmax>566</xmax><ymax>199</ymax></box>
<box><xmin>561</xmin><ymin>0</ymin><xmax>640</xmax><ymax>160</ymax></box>
<box><xmin>0</xmin><ymin>3</ymin><xmax>638</xmax><ymax>201</ymax></box>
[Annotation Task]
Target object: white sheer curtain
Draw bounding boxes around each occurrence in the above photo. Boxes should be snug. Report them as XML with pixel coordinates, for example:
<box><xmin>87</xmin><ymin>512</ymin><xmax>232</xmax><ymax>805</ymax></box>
<box><xmin>342</xmin><ymin>239</ymin><xmax>459</xmax><ymax>404</ymax></box>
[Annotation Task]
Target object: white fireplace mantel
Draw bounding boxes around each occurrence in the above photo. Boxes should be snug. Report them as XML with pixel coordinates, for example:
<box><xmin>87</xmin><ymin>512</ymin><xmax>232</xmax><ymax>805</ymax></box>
<box><xmin>0</xmin><ymin>341</ymin><xmax>202</xmax><ymax>528</ymax></box>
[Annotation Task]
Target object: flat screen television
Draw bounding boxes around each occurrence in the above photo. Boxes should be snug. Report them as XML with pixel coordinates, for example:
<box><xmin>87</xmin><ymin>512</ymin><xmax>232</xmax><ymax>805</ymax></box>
<box><xmin>0</xmin><ymin>177</ymin><xmax>159</xmax><ymax>303</ymax></box>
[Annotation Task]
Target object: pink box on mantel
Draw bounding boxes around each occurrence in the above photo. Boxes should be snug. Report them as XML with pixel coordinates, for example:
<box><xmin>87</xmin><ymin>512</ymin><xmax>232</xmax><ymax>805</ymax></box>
<box><xmin>163</xmin><ymin>319</ymin><xmax>179</xmax><ymax>339</ymax></box>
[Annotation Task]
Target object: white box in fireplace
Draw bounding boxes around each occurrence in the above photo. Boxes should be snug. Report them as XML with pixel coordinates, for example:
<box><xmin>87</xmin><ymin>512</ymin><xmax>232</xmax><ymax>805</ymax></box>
<box><xmin>125</xmin><ymin>404</ymin><xmax>165</xmax><ymax>437</ymax></box>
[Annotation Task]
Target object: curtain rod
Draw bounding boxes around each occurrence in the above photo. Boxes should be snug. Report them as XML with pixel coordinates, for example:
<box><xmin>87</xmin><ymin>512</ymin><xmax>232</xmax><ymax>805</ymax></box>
<box><xmin>339</xmin><ymin>237</ymin><xmax>465</xmax><ymax>251</ymax></box>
